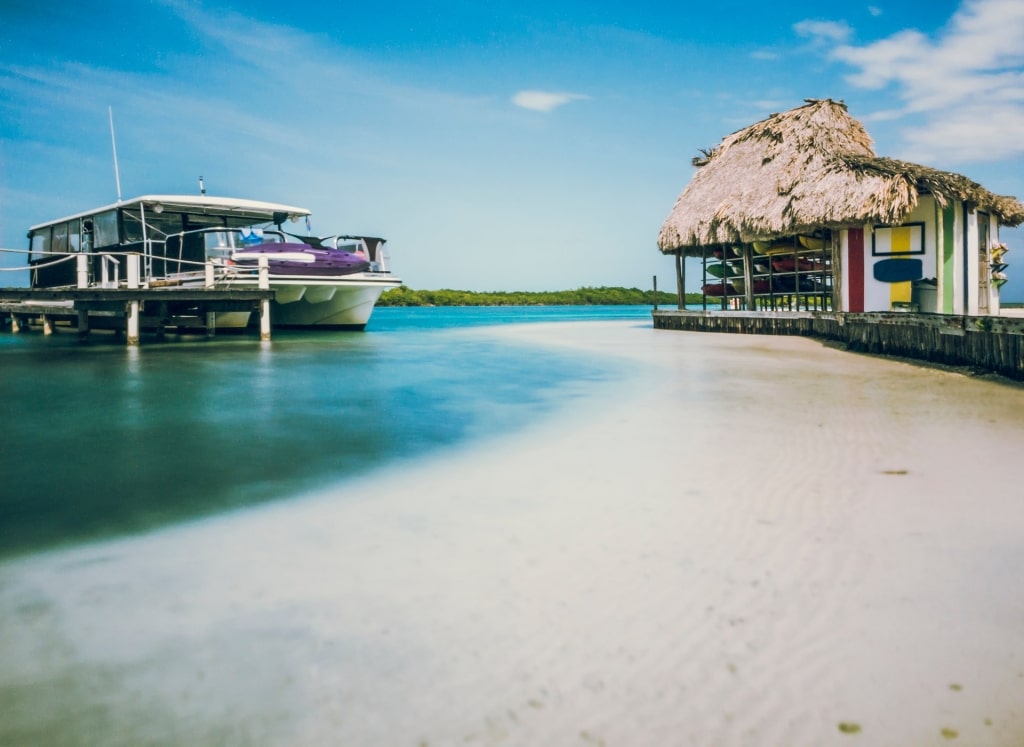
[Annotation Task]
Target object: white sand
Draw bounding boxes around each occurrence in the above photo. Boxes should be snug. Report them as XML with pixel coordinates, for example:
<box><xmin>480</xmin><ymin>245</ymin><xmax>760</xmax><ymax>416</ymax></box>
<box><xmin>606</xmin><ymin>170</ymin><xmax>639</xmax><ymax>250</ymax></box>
<box><xmin>3</xmin><ymin>321</ymin><xmax>1024</xmax><ymax>746</ymax></box>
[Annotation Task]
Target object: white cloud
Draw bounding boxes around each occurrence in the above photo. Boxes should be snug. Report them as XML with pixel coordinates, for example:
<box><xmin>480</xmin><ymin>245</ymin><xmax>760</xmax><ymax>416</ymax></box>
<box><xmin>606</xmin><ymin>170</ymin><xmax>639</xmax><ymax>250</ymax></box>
<box><xmin>793</xmin><ymin>19</ymin><xmax>853</xmax><ymax>43</ymax></box>
<box><xmin>821</xmin><ymin>0</ymin><xmax>1024</xmax><ymax>163</ymax></box>
<box><xmin>899</xmin><ymin>102</ymin><xmax>1024</xmax><ymax>162</ymax></box>
<box><xmin>511</xmin><ymin>90</ymin><xmax>589</xmax><ymax>113</ymax></box>
<box><xmin>868</xmin><ymin>6</ymin><xmax>883</xmax><ymax>17</ymax></box>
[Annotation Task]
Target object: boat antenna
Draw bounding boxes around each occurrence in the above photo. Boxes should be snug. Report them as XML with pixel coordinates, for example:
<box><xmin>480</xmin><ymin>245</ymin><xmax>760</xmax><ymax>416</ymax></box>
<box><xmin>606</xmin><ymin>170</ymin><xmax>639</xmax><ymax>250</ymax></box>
<box><xmin>108</xmin><ymin>106</ymin><xmax>122</xmax><ymax>202</ymax></box>
<box><xmin>199</xmin><ymin>176</ymin><xmax>206</xmax><ymax>195</ymax></box>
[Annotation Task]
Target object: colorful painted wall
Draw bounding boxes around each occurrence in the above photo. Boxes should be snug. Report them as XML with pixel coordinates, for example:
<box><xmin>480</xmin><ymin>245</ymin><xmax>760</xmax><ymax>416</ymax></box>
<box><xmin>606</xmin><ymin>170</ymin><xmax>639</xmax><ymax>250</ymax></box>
<box><xmin>839</xmin><ymin>197</ymin><xmax>1002</xmax><ymax>315</ymax></box>
<box><xmin>841</xmin><ymin>198</ymin><xmax>933</xmax><ymax>312</ymax></box>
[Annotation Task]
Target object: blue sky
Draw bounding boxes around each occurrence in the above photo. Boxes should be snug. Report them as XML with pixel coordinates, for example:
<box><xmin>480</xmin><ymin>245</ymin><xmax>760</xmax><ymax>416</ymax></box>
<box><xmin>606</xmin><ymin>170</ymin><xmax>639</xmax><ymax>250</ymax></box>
<box><xmin>2</xmin><ymin>0</ymin><xmax>1023</xmax><ymax>297</ymax></box>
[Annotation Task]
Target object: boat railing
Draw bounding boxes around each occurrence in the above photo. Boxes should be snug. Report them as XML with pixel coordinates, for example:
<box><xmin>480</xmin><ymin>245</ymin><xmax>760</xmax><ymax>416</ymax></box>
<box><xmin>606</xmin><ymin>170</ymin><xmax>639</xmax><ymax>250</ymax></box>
<box><xmin>2</xmin><ymin>247</ymin><xmax>78</xmax><ymax>271</ymax></box>
<box><xmin>7</xmin><ymin>230</ymin><xmax>392</xmax><ymax>291</ymax></box>
<box><xmin>10</xmin><ymin>249</ymin><xmax>137</xmax><ymax>290</ymax></box>
<box><xmin>1</xmin><ymin>248</ymin><xmax>74</xmax><ymax>289</ymax></box>
<box><xmin>8</xmin><ymin>244</ymin><xmax>263</xmax><ymax>291</ymax></box>
<box><xmin>126</xmin><ymin>232</ymin><xmax>273</xmax><ymax>288</ymax></box>
<box><xmin>99</xmin><ymin>253</ymin><xmax>121</xmax><ymax>288</ymax></box>
<box><xmin>163</xmin><ymin>254</ymin><xmax>264</xmax><ymax>288</ymax></box>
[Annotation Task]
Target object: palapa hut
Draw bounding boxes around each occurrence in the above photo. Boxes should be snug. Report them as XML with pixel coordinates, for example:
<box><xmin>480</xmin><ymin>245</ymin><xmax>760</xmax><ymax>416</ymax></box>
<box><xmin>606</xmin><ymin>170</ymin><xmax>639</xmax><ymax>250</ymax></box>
<box><xmin>658</xmin><ymin>98</ymin><xmax>1024</xmax><ymax>316</ymax></box>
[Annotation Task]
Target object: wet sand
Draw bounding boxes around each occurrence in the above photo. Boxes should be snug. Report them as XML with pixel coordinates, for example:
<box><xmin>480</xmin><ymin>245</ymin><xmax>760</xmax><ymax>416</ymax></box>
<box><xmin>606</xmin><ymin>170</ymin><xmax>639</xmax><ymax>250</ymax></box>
<box><xmin>3</xmin><ymin>321</ymin><xmax>1024</xmax><ymax>746</ymax></box>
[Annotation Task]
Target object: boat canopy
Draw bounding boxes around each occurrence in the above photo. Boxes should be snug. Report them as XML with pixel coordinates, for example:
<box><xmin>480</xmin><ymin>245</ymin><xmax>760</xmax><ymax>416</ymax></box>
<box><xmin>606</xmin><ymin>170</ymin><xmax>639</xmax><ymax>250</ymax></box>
<box><xmin>29</xmin><ymin>195</ymin><xmax>312</xmax><ymax>233</ymax></box>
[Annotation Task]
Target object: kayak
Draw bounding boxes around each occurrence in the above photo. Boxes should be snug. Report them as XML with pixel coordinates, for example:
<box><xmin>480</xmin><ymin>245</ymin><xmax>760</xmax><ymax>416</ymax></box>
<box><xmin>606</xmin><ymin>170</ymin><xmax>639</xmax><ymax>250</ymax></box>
<box><xmin>753</xmin><ymin>242</ymin><xmax>798</xmax><ymax>256</ymax></box>
<box><xmin>706</xmin><ymin>262</ymin><xmax>742</xmax><ymax>278</ymax></box>
<box><xmin>702</xmin><ymin>282</ymin><xmax>739</xmax><ymax>296</ymax></box>
<box><xmin>798</xmin><ymin>235</ymin><xmax>828</xmax><ymax>250</ymax></box>
<box><xmin>772</xmin><ymin>256</ymin><xmax>824</xmax><ymax>272</ymax></box>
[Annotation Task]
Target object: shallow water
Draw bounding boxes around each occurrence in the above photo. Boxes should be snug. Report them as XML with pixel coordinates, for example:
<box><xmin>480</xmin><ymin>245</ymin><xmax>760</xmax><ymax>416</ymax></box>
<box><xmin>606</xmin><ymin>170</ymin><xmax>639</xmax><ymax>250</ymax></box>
<box><xmin>0</xmin><ymin>306</ymin><xmax>651</xmax><ymax>558</ymax></box>
<box><xmin>5</xmin><ymin>315</ymin><xmax>1024</xmax><ymax>747</ymax></box>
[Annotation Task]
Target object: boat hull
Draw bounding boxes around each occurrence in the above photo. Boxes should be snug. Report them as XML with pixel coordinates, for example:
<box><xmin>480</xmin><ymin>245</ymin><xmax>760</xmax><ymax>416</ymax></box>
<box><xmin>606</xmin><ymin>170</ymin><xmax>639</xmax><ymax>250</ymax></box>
<box><xmin>271</xmin><ymin>280</ymin><xmax>396</xmax><ymax>328</ymax></box>
<box><xmin>210</xmin><ymin>274</ymin><xmax>401</xmax><ymax>329</ymax></box>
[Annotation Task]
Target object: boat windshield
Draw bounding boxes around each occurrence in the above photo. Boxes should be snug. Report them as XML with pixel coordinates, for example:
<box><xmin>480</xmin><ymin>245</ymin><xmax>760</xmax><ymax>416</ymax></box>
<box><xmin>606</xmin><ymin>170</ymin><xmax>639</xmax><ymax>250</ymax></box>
<box><xmin>203</xmin><ymin>228</ymin><xmax>286</xmax><ymax>260</ymax></box>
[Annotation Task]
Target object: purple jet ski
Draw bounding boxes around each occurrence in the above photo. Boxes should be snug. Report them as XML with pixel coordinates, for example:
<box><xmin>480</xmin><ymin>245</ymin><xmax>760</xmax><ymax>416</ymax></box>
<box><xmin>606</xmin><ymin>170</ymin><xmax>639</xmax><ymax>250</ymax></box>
<box><xmin>230</xmin><ymin>242</ymin><xmax>370</xmax><ymax>277</ymax></box>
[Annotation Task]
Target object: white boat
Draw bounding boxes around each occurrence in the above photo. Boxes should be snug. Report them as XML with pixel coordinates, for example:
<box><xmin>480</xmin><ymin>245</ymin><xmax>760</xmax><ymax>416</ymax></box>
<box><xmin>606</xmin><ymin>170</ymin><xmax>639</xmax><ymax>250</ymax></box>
<box><xmin>26</xmin><ymin>195</ymin><xmax>402</xmax><ymax>330</ymax></box>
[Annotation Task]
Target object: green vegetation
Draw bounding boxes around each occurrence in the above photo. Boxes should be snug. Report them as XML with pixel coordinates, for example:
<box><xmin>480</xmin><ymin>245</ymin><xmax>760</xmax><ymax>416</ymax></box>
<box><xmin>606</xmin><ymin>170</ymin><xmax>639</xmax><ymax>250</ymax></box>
<box><xmin>378</xmin><ymin>285</ymin><xmax>706</xmax><ymax>307</ymax></box>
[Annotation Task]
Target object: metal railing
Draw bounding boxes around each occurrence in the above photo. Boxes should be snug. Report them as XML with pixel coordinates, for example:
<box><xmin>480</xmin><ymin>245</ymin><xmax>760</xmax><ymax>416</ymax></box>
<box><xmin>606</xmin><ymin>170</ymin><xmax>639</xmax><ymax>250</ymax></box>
<box><xmin>0</xmin><ymin>244</ymin><xmax>265</xmax><ymax>290</ymax></box>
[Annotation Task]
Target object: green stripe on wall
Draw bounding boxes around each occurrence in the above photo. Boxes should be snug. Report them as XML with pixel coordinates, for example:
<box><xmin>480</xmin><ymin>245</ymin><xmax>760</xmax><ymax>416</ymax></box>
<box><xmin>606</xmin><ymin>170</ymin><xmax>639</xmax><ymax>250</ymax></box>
<box><xmin>942</xmin><ymin>206</ymin><xmax>956</xmax><ymax>313</ymax></box>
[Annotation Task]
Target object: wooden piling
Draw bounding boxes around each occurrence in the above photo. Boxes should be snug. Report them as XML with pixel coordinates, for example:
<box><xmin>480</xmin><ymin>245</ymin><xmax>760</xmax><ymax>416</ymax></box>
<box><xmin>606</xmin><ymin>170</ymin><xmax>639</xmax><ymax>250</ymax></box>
<box><xmin>259</xmin><ymin>256</ymin><xmax>271</xmax><ymax>341</ymax></box>
<box><xmin>76</xmin><ymin>254</ymin><xmax>89</xmax><ymax>289</ymax></box>
<box><xmin>126</xmin><ymin>254</ymin><xmax>140</xmax><ymax>346</ymax></box>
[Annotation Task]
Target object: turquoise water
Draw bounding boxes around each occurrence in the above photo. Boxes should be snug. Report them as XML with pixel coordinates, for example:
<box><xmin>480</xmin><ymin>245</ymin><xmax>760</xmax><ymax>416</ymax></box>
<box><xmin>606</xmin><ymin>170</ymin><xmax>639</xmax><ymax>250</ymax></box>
<box><xmin>0</xmin><ymin>305</ymin><xmax>654</xmax><ymax>558</ymax></box>
<box><xmin>366</xmin><ymin>304</ymin><xmax>661</xmax><ymax>330</ymax></box>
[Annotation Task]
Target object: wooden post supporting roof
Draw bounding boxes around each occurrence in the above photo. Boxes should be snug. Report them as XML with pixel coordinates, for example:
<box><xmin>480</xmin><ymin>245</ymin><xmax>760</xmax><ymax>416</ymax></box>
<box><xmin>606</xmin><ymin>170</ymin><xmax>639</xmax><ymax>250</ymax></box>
<box><xmin>675</xmin><ymin>250</ymin><xmax>684</xmax><ymax>309</ymax></box>
<box><xmin>742</xmin><ymin>244</ymin><xmax>755</xmax><ymax>311</ymax></box>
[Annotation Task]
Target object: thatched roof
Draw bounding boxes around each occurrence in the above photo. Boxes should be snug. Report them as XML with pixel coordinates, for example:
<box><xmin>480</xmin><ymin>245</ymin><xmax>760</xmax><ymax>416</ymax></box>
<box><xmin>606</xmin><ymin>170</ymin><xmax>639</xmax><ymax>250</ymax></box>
<box><xmin>658</xmin><ymin>99</ymin><xmax>1024</xmax><ymax>255</ymax></box>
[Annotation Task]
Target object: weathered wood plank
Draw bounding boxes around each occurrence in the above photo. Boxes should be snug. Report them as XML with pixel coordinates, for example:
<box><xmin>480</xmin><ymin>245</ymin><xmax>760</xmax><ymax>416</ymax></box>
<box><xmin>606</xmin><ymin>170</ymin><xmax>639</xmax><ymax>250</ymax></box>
<box><xmin>652</xmin><ymin>310</ymin><xmax>1024</xmax><ymax>380</ymax></box>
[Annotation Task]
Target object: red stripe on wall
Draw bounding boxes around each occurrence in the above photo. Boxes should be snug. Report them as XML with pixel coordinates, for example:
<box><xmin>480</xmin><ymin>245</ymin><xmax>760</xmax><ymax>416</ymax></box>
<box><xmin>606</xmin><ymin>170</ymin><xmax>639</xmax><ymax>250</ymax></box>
<box><xmin>848</xmin><ymin>228</ymin><xmax>865</xmax><ymax>312</ymax></box>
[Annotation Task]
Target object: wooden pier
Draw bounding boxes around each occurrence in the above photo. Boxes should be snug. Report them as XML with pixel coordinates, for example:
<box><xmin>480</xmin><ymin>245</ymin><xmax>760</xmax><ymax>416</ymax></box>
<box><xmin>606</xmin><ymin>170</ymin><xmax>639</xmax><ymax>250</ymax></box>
<box><xmin>653</xmin><ymin>309</ymin><xmax>1024</xmax><ymax>381</ymax></box>
<box><xmin>0</xmin><ymin>286</ymin><xmax>276</xmax><ymax>344</ymax></box>
<box><xmin>1</xmin><ymin>253</ymin><xmax>278</xmax><ymax>345</ymax></box>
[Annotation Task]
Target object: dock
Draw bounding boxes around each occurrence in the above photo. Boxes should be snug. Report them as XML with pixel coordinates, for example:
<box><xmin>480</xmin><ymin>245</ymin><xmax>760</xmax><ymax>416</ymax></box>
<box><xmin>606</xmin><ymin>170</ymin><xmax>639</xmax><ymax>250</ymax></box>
<box><xmin>0</xmin><ymin>251</ymin><xmax>282</xmax><ymax>344</ymax></box>
<box><xmin>0</xmin><ymin>286</ymin><xmax>277</xmax><ymax>344</ymax></box>
<box><xmin>653</xmin><ymin>309</ymin><xmax>1024</xmax><ymax>381</ymax></box>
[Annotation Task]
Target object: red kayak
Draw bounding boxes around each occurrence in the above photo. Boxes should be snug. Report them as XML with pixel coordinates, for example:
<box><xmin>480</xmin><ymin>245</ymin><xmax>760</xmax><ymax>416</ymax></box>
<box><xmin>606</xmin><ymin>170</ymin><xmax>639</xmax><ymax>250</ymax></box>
<box><xmin>772</xmin><ymin>256</ymin><xmax>824</xmax><ymax>272</ymax></box>
<box><xmin>702</xmin><ymin>282</ymin><xmax>739</xmax><ymax>296</ymax></box>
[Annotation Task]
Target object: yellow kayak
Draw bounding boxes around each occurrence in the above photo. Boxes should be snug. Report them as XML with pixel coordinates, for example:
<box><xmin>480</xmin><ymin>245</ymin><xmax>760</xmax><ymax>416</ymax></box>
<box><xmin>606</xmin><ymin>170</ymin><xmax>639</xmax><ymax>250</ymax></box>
<box><xmin>798</xmin><ymin>235</ymin><xmax>828</xmax><ymax>250</ymax></box>
<box><xmin>754</xmin><ymin>243</ymin><xmax>798</xmax><ymax>256</ymax></box>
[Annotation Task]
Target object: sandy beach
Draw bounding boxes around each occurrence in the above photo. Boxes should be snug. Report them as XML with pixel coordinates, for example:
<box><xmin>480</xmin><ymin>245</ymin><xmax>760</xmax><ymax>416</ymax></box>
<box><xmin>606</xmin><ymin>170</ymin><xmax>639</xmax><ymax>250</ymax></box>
<box><xmin>2</xmin><ymin>320</ymin><xmax>1024</xmax><ymax>746</ymax></box>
